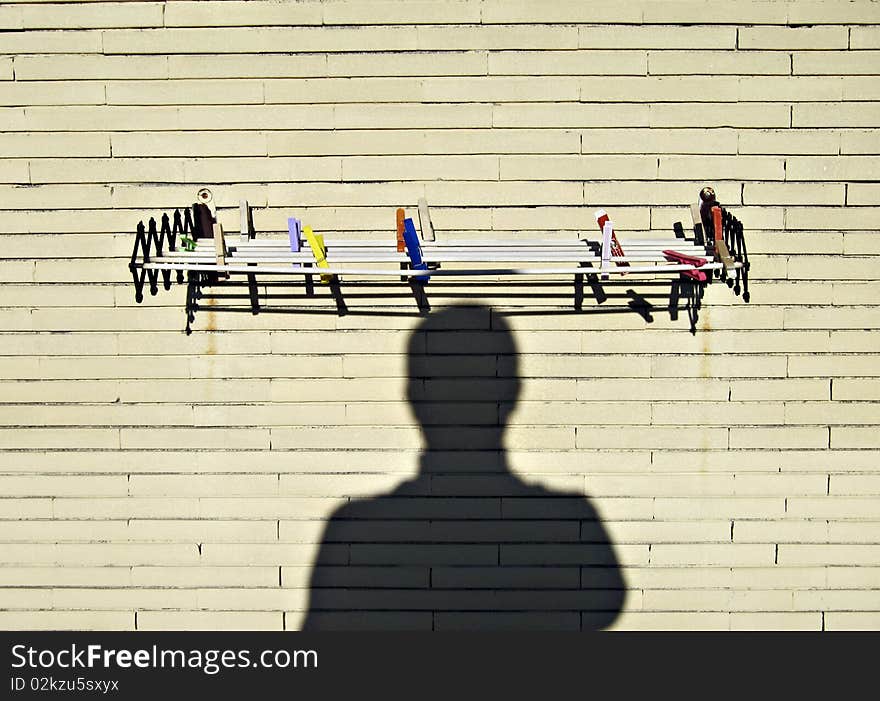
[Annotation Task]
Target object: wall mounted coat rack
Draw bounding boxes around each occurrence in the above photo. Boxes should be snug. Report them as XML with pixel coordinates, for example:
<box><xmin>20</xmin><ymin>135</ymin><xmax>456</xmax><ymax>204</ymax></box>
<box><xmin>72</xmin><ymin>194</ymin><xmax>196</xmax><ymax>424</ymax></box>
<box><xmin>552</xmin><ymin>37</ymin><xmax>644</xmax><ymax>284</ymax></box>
<box><xmin>128</xmin><ymin>186</ymin><xmax>750</xmax><ymax>334</ymax></box>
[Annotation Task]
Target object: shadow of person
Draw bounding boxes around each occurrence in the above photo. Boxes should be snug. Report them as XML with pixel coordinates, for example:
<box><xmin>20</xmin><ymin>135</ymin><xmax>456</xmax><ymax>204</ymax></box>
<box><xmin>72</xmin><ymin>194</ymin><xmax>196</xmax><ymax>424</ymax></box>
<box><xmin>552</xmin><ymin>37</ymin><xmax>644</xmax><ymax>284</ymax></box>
<box><xmin>302</xmin><ymin>304</ymin><xmax>625</xmax><ymax>630</ymax></box>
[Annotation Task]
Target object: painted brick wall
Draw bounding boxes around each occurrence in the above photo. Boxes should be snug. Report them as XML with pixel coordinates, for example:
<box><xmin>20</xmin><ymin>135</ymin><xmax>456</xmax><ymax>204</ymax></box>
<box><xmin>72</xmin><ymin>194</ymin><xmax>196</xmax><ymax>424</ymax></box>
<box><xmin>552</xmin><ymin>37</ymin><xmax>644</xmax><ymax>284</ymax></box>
<box><xmin>1</xmin><ymin>0</ymin><xmax>878</xmax><ymax>630</ymax></box>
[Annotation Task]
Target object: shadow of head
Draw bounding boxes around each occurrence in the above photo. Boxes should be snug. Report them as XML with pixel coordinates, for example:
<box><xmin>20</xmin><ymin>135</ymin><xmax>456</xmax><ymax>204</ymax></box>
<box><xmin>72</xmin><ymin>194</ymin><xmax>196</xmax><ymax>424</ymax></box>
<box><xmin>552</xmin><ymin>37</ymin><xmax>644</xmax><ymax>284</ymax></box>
<box><xmin>302</xmin><ymin>303</ymin><xmax>626</xmax><ymax>631</ymax></box>
<box><xmin>406</xmin><ymin>305</ymin><xmax>520</xmax><ymax>454</ymax></box>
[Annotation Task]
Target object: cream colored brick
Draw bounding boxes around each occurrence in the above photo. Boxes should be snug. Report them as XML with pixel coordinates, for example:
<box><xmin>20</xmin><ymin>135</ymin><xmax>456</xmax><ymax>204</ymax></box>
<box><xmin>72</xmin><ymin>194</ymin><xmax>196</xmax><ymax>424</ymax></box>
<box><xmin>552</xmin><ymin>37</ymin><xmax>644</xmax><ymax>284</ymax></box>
<box><xmin>842</xmin><ymin>132</ymin><xmax>880</xmax><ymax>156</ymax></box>
<box><xmin>138</xmin><ymin>611</ymin><xmax>282</xmax><ymax>631</ymax></box>
<box><xmin>169</xmin><ymin>53</ymin><xmax>328</xmax><ymax>79</ymax></box>
<box><xmin>2</xmin><ymin>30</ymin><xmax>102</xmax><ymax>54</ymax></box>
<box><xmin>22</xmin><ymin>2</ymin><xmax>163</xmax><ymax>29</ymax></box>
<box><xmin>0</xmin><ymin>611</ymin><xmax>132</xmax><ymax>631</ymax></box>
<box><xmin>789</xmin><ymin>2</ymin><xmax>880</xmax><ymax>24</ymax></box>
<box><xmin>0</xmin><ymin>132</ymin><xmax>109</xmax><ymax>158</ymax></box>
<box><xmin>587</xmin><ymin>473</ymin><xmax>735</xmax><ymax>497</ymax></box>
<box><xmin>129</xmin><ymin>475</ymin><xmax>279</xmax><ymax>497</ymax></box>
<box><xmin>577</xmin><ymin>426</ymin><xmax>727</xmax><ymax>450</ymax></box>
<box><xmin>0</xmin><ymin>543</ymin><xmax>197</xmax><ymax>566</ymax></box>
<box><xmin>127</xmin><ymin>519</ymin><xmax>278</xmax><ymax>542</ymax></box>
<box><xmin>186</xmin><ymin>156</ymin><xmax>341</xmax><ymax>183</ymax></box>
<box><xmin>490</xmin><ymin>50</ymin><xmax>646</xmax><ymax>76</ymax></box>
<box><xmin>787</xmin><ymin>207</ymin><xmax>880</xmax><ymax>230</ymax></box>
<box><xmin>327</xmin><ymin>51</ymin><xmax>486</xmax><ymax>77</ymax></box>
<box><xmin>165</xmin><ymin>1</ymin><xmax>323</xmax><ymax>27</ymax></box>
<box><xmin>53</xmin><ymin>588</ymin><xmax>199</xmax><ymax>610</ymax></box>
<box><xmin>0</xmin><ymin>567</ymin><xmax>130</xmax><ymax>587</ymax></box>
<box><xmin>266</xmin><ymin>76</ymin><xmax>398</xmax><ymax>104</ymax></box>
<box><xmin>789</xmin><ymin>355</ymin><xmax>880</xmax><ymax>378</ymax></box>
<box><xmin>194</xmin><ymin>403</ymin><xmax>345</xmax><ymax>427</ymax></box>
<box><xmin>652</xmin><ymin>401</ymin><xmax>784</xmax><ymax>426</ymax></box>
<box><xmin>493</xmin><ymin>206</ymin><xmax>647</xmax><ymax>231</ymax></box>
<box><xmin>652</xmin><ymin>544</ymin><xmax>775</xmax><ymax>566</ymax></box>
<box><xmin>495</xmin><ymin>103</ymin><xmax>648</xmax><ymax>129</ymax></box>
<box><xmin>748</xmin><ymin>232</ymin><xmax>842</xmax><ymax>254</ymax></box>
<box><xmin>0</xmin><ymin>5</ymin><xmax>22</xmax><ymax>30</ymax></box>
<box><xmin>119</xmin><ymin>379</ymin><xmax>270</xmax><ymax>403</ymax></box>
<box><xmin>103</xmin><ymin>27</ymin><xmax>420</xmax><ymax>55</ymax></box>
<box><xmin>793</xmin><ymin>104</ymin><xmax>880</xmax><ymax>129</ymax></box>
<box><xmin>740</xmin><ymin>26</ymin><xmax>848</xmax><ymax>51</ymax></box>
<box><xmin>847</xmin><ymin>183</ymin><xmax>880</xmax><ymax>205</ymax></box>
<box><xmin>730</xmin><ymin>379</ymin><xmax>829</xmax><ymax>402</ymax></box>
<box><xmin>0</xmin><ymin>159</ymin><xmax>29</xmax><ymax>183</ymax></box>
<box><xmin>610</xmin><ymin>611</ymin><xmax>729</xmax><ymax>631</ymax></box>
<box><xmin>417</xmin><ymin>24</ymin><xmax>578</xmax><ymax>51</ymax></box>
<box><xmin>733</xmin><ymin>520</ymin><xmax>829</xmax><ymax>543</ymax></box>
<box><xmin>826</xmin><ymin>612</ymin><xmax>880</xmax><ymax>631</ymax></box>
<box><xmin>481</xmin><ymin>1</ymin><xmax>642</xmax><ymax>23</ymax></box>
<box><xmin>581</xmin><ymin>76</ymin><xmax>734</xmax><ymax>103</ymax></box>
<box><xmin>730</xmin><ymin>612</ymin><xmax>819</xmax><ymax>630</ymax></box>
<box><xmin>851</xmin><ymin>27</ymin><xmax>880</xmax><ymax>49</ymax></box>
<box><xmin>584</xmin><ymin>129</ymin><xmax>737</xmax><ymax>155</ymax></box>
<box><xmin>648</xmin><ymin>51</ymin><xmax>790</xmax><ymax>76</ymax></box>
<box><xmin>794</xmin><ymin>51</ymin><xmax>880</xmax><ymax>76</ymax></box>
<box><xmin>788</xmin><ymin>257</ymin><xmax>877</xmax><ymax>281</ymax></box>
<box><xmin>830</xmin><ymin>475</ymin><xmax>880</xmax><ymax>496</ymax></box>
<box><xmin>198</xmin><ymin>497</ymin><xmax>344</xmax><ymax>520</ymax></box>
<box><xmin>785</xmin><ymin>401</ymin><xmax>880</xmax><ymax>425</ymax></box>
<box><xmin>650</xmin><ymin>103</ymin><xmax>790</xmax><ymax>128</ymax></box>
<box><xmin>744</xmin><ymin>182</ymin><xmax>844</xmax><ymax>205</ymax></box>
<box><xmin>107</xmin><ymin>79</ymin><xmax>264</xmax><ymax>106</ymax></box>
<box><xmin>0</xmin><ymin>498</ymin><xmax>52</xmax><ymax>518</ymax></box>
<box><xmin>651</xmin><ymin>355</ymin><xmax>787</xmax><ymax>379</ymax></box>
<box><xmin>779</xmin><ymin>544</ymin><xmax>880</xmax><ymax>566</ymax></box>
<box><xmin>196</xmin><ymin>588</ymin><xmax>306</xmax><ymax>610</ymax></box>
<box><xmin>578</xmin><ymin>378</ymin><xmax>728</xmax><ymax>402</ymax></box>
<box><xmin>827</xmin><ymin>567</ymin><xmax>880</xmax><ymax>588</ymax></box>
<box><xmin>730</xmin><ymin>427</ymin><xmax>828</xmax><ymax>449</ymax></box>
<box><xmin>0</xmin><ymin>184</ymin><xmax>111</xmax><ymax>209</ymax></box>
<box><xmin>338</xmin><ymin>103</ymin><xmax>491</xmax><ymax>130</ymax></box>
<box><xmin>843</xmin><ymin>77</ymin><xmax>880</xmax><ymax>101</ymax></box>
<box><xmin>645</xmin><ymin>1</ymin><xmax>789</xmax><ymax>24</ymax></box>
<box><xmin>500</xmin><ymin>155</ymin><xmax>654</xmax><ymax>180</ymax></box>
<box><xmin>659</xmin><ymin>156</ymin><xmax>784</xmax><ymax>181</ymax></box>
<box><xmin>279</xmin><ymin>473</ymin><xmax>407</xmax><ymax>498</ymax></box>
<box><xmin>121</xmin><ymin>428</ymin><xmax>269</xmax><ymax>450</ymax></box>
<box><xmin>828</xmin><ymin>522</ymin><xmax>880</xmax><ymax>543</ymax></box>
<box><xmin>834</xmin><ymin>379</ymin><xmax>880</xmax><ymax>400</ymax></box>
<box><xmin>29</xmin><ymin>157</ymin><xmax>184</xmax><ymax>184</ymax></box>
<box><xmin>0</xmin><ymin>81</ymin><xmax>106</xmax><ymax>107</ymax></box>
<box><xmin>0</xmin><ymin>475</ymin><xmax>126</xmax><ymax>497</ymax></box>
<box><xmin>0</xmin><ymin>107</ymin><xmax>27</xmax><ymax>131</ymax></box>
<box><xmin>14</xmin><ymin>55</ymin><xmax>168</xmax><ymax>80</ymax></box>
<box><xmin>53</xmin><ymin>497</ymin><xmax>198</xmax><ymax>519</ymax></box>
<box><xmin>0</xmin><ymin>380</ymin><xmax>120</xmax><ymax>404</ymax></box>
<box><xmin>199</xmin><ymin>542</ymin><xmax>325</xmax><ymax>566</ymax></box>
<box><xmin>740</xmin><ymin>131</ymin><xmax>840</xmax><ymax>157</ymax></box>
<box><xmin>270</xmin><ymin>129</ymin><xmax>578</xmax><ymax>157</ymax></box>
<box><xmin>787</xmin><ymin>498</ymin><xmax>880</xmax><ymax>519</ymax></box>
<box><xmin>1</xmin><ymin>521</ymin><xmax>125</xmax><ymax>542</ymax></box>
<box><xmin>342</xmin><ymin>155</ymin><xmax>496</xmax><ymax>182</ymax></box>
<box><xmin>580</xmin><ymin>25</ymin><xmax>734</xmax><ymax>50</ymax></box>
<box><xmin>833</xmin><ymin>329</ymin><xmax>880</xmax><ymax>351</ymax></box>
<box><xmin>0</xmin><ymin>331</ymin><xmax>117</xmax><ymax>355</ymax></box>
<box><xmin>832</xmin><ymin>427</ymin><xmax>880</xmax><ymax>449</ymax></box>
<box><xmin>606</xmin><ymin>520</ymin><xmax>730</xmax><ymax>544</ymax></box>
<box><xmin>132</xmin><ymin>566</ymin><xmax>277</xmax><ymax>587</ymax></box>
<box><xmin>745</xmin><ymin>77</ymin><xmax>842</xmax><ymax>105</ymax></box>
<box><xmin>0</xmin><ymin>428</ymin><xmax>118</xmax><ymax>449</ymax></box>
